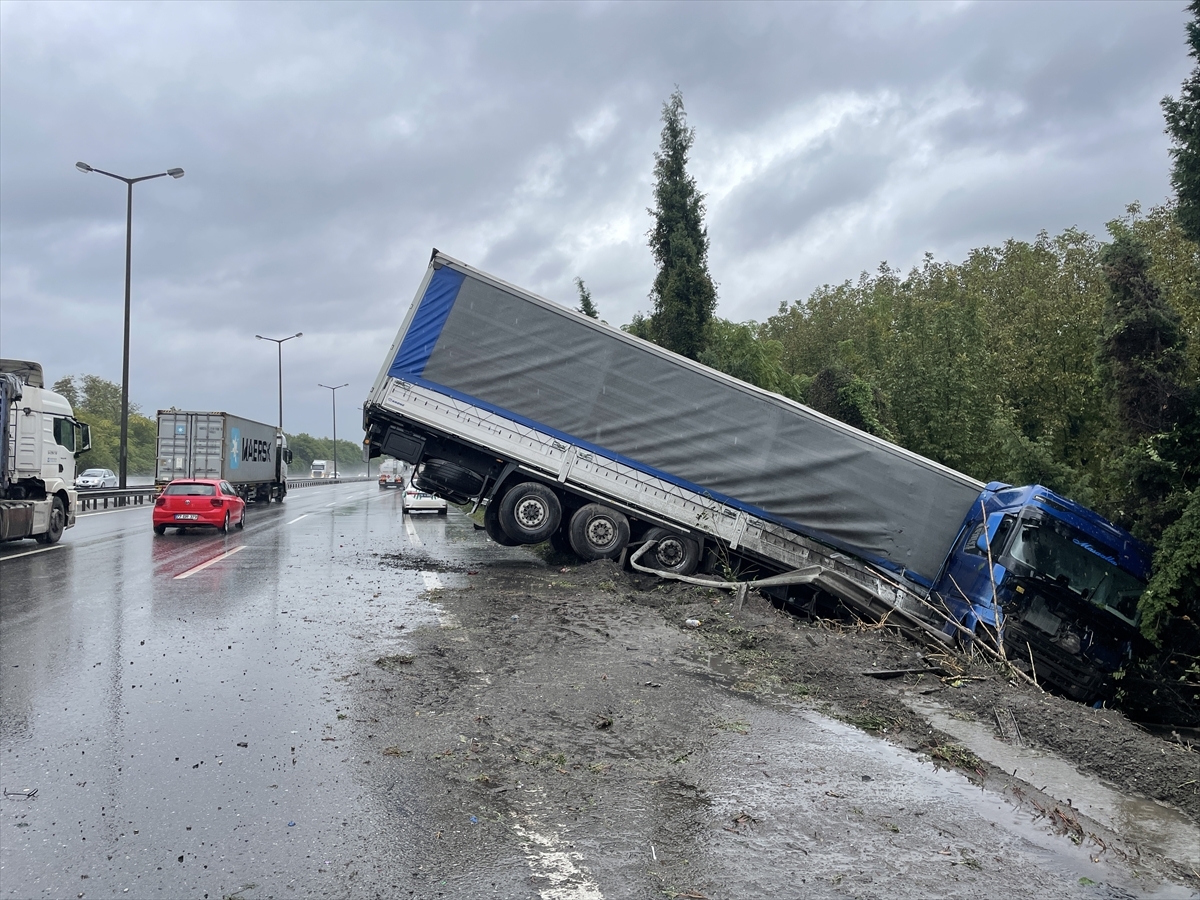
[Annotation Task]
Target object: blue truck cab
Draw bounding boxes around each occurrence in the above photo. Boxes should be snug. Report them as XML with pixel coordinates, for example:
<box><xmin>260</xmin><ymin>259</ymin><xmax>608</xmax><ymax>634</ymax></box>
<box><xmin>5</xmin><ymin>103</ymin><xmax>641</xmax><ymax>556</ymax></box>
<box><xmin>930</xmin><ymin>483</ymin><xmax>1151</xmax><ymax>700</ymax></box>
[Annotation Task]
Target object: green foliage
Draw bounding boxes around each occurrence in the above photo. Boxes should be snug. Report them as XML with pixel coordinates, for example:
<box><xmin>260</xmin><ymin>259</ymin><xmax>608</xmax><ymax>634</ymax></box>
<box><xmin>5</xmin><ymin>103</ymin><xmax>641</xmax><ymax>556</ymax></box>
<box><xmin>574</xmin><ymin>277</ymin><xmax>599</xmax><ymax>319</ymax></box>
<box><xmin>696</xmin><ymin>318</ymin><xmax>807</xmax><ymax>401</ymax></box>
<box><xmin>622</xmin><ymin>312</ymin><xmax>654</xmax><ymax>341</ymax></box>
<box><xmin>646</xmin><ymin>89</ymin><xmax>717</xmax><ymax>360</ymax></box>
<box><xmin>1097</xmin><ymin>229</ymin><xmax>1190</xmax><ymax>440</ymax></box>
<box><xmin>1162</xmin><ymin>0</ymin><xmax>1200</xmax><ymax>243</ymax></box>
<box><xmin>804</xmin><ymin>364</ymin><xmax>893</xmax><ymax>440</ymax></box>
<box><xmin>1125</xmin><ymin>203</ymin><xmax>1200</xmax><ymax>377</ymax></box>
<box><xmin>1095</xmin><ymin>227</ymin><xmax>1197</xmax><ymax>543</ymax></box>
<box><xmin>1139</xmin><ymin>489</ymin><xmax>1200</xmax><ymax>641</ymax></box>
<box><xmin>51</xmin><ymin>374</ymin><xmax>155</xmax><ymax>475</ymax></box>
<box><xmin>286</xmin><ymin>432</ymin><xmax>364</xmax><ymax>475</ymax></box>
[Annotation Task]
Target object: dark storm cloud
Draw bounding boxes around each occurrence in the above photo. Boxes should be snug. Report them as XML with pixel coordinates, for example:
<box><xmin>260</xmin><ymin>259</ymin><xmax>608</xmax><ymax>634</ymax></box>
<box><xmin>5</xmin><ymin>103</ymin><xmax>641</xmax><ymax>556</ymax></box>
<box><xmin>0</xmin><ymin>0</ymin><xmax>1189</xmax><ymax>436</ymax></box>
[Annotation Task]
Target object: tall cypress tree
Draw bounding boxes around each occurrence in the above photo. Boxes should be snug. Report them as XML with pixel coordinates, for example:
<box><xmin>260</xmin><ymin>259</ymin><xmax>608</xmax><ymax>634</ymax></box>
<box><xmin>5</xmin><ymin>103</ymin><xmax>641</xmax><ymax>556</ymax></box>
<box><xmin>647</xmin><ymin>89</ymin><xmax>717</xmax><ymax>360</ymax></box>
<box><xmin>1163</xmin><ymin>1</ymin><xmax>1200</xmax><ymax>242</ymax></box>
<box><xmin>1095</xmin><ymin>228</ymin><xmax>1197</xmax><ymax>599</ymax></box>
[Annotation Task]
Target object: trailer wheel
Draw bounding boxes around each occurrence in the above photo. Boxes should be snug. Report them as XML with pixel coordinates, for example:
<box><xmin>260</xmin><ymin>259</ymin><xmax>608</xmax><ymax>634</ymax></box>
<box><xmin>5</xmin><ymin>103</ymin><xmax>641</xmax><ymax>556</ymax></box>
<box><xmin>483</xmin><ymin>498</ymin><xmax>519</xmax><ymax>546</ymax></box>
<box><xmin>35</xmin><ymin>497</ymin><xmax>65</xmax><ymax>545</ymax></box>
<box><xmin>569</xmin><ymin>503</ymin><xmax>629</xmax><ymax>560</ymax></box>
<box><xmin>641</xmin><ymin>527</ymin><xmax>700</xmax><ymax>576</ymax></box>
<box><xmin>498</xmin><ymin>482</ymin><xmax>561</xmax><ymax>543</ymax></box>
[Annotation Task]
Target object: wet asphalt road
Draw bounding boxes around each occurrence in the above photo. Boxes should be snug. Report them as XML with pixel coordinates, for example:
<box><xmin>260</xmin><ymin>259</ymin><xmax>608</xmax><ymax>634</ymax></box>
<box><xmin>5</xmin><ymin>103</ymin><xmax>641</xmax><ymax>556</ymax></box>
<box><xmin>0</xmin><ymin>481</ymin><xmax>471</xmax><ymax>899</ymax></box>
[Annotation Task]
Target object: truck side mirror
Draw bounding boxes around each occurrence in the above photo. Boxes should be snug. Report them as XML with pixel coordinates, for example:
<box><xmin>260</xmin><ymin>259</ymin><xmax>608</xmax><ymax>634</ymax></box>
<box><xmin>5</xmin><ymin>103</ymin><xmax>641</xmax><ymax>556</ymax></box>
<box><xmin>76</xmin><ymin>422</ymin><xmax>92</xmax><ymax>455</ymax></box>
<box><xmin>283</xmin><ymin>449</ymin><xmax>293</xmax><ymax>464</ymax></box>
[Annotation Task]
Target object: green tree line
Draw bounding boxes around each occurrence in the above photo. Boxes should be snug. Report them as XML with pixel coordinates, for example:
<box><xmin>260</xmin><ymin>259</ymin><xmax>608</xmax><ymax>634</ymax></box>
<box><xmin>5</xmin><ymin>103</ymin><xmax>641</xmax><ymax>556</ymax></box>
<box><xmin>285</xmin><ymin>433</ymin><xmax>366</xmax><ymax>477</ymax></box>
<box><xmin>50</xmin><ymin>374</ymin><xmax>365</xmax><ymax>478</ymax></box>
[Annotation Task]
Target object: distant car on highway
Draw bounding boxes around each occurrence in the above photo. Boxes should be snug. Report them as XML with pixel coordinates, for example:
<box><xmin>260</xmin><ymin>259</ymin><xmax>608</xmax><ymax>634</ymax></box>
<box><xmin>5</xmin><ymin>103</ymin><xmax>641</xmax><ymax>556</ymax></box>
<box><xmin>402</xmin><ymin>485</ymin><xmax>447</xmax><ymax>515</ymax></box>
<box><xmin>75</xmin><ymin>468</ymin><xmax>118</xmax><ymax>489</ymax></box>
<box><xmin>153</xmin><ymin>478</ymin><xmax>246</xmax><ymax>535</ymax></box>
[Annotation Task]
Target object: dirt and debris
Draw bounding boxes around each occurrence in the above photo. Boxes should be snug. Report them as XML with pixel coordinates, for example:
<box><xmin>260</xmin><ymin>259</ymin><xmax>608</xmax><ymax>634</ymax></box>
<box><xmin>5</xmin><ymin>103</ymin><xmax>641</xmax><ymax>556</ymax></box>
<box><xmin>351</xmin><ymin>550</ymin><xmax>1199</xmax><ymax>897</ymax></box>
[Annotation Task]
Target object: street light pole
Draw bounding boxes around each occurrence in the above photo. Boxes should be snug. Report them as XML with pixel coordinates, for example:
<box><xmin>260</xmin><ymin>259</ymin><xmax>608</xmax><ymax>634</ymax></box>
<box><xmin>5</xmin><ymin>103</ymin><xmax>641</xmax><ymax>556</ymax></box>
<box><xmin>76</xmin><ymin>161</ymin><xmax>184</xmax><ymax>489</ymax></box>
<box><xmin>318</xmin><ymin>383</ymin><xmax>349</xmax><ymax>481</ymax></box>
<box><xmin>256</xmin><ymin>333</ymin><xmax>303</xmax><ymax>432</ymax></box>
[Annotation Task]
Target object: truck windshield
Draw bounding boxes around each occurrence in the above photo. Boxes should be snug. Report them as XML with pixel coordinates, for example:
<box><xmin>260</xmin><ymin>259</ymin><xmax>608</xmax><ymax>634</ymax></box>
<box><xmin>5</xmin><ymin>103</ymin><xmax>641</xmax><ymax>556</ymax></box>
<box><xmin>1007</xmin><ymin>513</ymin><xmax>1145</xmax><ymax>625</ymax></box>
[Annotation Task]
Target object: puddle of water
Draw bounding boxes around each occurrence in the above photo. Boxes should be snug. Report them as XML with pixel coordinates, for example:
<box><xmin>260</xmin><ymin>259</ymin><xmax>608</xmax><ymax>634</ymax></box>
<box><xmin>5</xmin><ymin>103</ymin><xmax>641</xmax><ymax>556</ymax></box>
<box><xmin>905</xmin><ymin>695</ymin><xmax>1200</xmax><ymax>867</ymax></box>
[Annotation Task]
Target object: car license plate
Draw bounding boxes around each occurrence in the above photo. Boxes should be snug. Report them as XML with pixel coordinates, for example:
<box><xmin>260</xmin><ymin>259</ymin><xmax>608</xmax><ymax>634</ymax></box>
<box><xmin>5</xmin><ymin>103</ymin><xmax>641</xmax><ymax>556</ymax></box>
<box><xmin>174</xmin><ymin>513</ymin><xmax>200</xmax><ymax>520</ymax></box>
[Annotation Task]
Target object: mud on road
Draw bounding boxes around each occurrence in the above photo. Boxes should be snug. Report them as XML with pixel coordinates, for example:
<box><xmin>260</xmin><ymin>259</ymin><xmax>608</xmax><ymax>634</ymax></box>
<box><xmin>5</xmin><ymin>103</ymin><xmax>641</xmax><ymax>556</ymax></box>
<box><xmin>349</xmin><ymin>547</ymin><xmax>1199</xmax><ymax>899</ymax></box>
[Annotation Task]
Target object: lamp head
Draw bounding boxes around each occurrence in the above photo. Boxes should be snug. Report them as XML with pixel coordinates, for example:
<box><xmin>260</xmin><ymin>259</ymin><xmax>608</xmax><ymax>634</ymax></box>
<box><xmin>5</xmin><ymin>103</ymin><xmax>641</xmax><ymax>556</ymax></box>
<box><xmin>75</xmin><ymin>162</ymin><xmax>93</xmax><ymax>173</ymax></box>
<box><xmin>167</xmin><ymin>168</ymin><xmax>184</xmax><ymax>179</ymax></box>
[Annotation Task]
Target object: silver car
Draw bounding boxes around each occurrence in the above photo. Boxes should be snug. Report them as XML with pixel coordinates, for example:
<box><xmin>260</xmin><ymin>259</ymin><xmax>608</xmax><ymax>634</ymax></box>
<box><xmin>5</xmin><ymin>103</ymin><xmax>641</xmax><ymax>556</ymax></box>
<box><xmin>76</xmin><ymin>468</ymin><xmax>119</xmax><ymax>489</ymax></box>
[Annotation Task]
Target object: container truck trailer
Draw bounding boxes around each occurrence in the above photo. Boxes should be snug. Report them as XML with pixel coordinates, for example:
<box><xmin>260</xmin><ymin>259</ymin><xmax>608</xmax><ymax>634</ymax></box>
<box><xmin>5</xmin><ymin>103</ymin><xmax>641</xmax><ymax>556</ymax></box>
<box><xmin>1</xmin><ymin>360</ymin><xmax>90</xmax><ymax>544</ymax></box>
<box><xmin>361</xmin><ymin>252</ymin><xmax>1152</xmax><ymax>701</ymax></box>
<box><xmin>155</xmin><ymin>411</ymin><xmax>291</xmax><ymax>501</ymax></box>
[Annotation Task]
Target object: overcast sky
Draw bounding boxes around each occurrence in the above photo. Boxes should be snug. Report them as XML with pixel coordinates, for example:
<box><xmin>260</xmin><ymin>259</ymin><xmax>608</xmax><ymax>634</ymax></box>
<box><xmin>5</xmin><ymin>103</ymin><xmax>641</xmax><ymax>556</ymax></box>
<box><xmin>1</xmin><ymin>1</ymin><xmax>1191</xmax><ymax>439</ymax></box>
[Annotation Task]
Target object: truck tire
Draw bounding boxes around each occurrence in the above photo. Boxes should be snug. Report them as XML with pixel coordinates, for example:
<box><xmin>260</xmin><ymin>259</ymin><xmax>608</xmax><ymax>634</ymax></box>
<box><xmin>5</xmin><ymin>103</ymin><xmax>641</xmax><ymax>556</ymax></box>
<box><xmin>569</xmin><ymin>503</ymin><xmax>629</xmax><ymax>560</ymax></box>
<box><xmin>35</xmin><ymin>497</ymin><xmax>65</xmax><ymax>545</ymax></box>
<box><xmin>415</xmin><ymin>459</ymin><xmax>483</xmax><ymax>502</ymax></box>
<box><xmin>641</xmin><ymin>527</ymin><xmax>700</xmax><ymax>576</ymax></box>
<box><xmin>498</xmin><ymin>482</ymin><xmax>561</xmax><ymax>543</ymax></box>
<box><xmin>483</xmin><ymin>498</ymin><xmax>519</xmax><ymax>546</ymax></box>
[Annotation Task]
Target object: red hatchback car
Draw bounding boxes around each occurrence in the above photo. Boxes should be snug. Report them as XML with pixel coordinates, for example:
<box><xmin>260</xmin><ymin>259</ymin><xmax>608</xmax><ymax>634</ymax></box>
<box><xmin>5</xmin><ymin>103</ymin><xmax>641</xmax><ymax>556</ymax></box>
<box><xmin>153</xmin><ymin>479</ymin><xmax>246</xmax><ymax>535</ymax></box>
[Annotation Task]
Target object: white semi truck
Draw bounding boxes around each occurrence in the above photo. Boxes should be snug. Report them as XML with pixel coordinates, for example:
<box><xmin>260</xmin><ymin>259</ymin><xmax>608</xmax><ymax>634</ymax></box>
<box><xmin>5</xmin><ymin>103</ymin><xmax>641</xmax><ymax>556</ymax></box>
<box><xmin>1</xmin><ymin>360</ymin><xmax>91</xmax><ymax>544</ymax></box>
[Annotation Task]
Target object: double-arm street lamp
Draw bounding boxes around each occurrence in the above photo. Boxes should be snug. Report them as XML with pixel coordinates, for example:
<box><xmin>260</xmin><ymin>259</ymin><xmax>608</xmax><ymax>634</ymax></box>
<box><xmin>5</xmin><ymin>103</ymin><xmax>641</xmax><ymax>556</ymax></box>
<box><xmin>76</xmin><ymin>161</ymin><xmax>184</xmax><ymax>488</ymax></box>
<box><xmin>256</xmin><ymin>333</ymin><xmax>303</xmax><ymax>432</ymax></box>
<box><xmin>318</xmin><ymin>383</ymin><xmax>349</xmax><ymax>481</ymax></box>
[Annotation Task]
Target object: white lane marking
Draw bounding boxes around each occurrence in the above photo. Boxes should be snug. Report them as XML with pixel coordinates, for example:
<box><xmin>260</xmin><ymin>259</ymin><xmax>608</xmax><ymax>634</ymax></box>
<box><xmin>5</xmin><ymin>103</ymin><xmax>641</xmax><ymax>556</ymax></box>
<box><xmin>173</xmin><ymin>545</ymin><xmax>245</xmax><ymax>580</ymax></box>
<box><xmin>404</xmin><ymin>517</ymin><xmax>421</xmax><ymax>546</ymax></box>
<box><xmin>287</xmin><ymin>514</ymin><xmax>309</xmax><ymax>525</ymax></box>
<box><xmin>325</xmin><ymin>502</ymin><xmax>336</xmax><ymax>507</ymax></box>
<box><xmin>422</xmin><ymin>572</ymin><xmax>442</xmax><ymax>591</ymax></box>
<box><xmin>0</xmin><ymin>543</ymin><xmax>65</xmax><ymax>562</ymax></box>
<box><xmin>512</xmin><ymin>821</ymin><xmax>604</xmax><ymax>900</ymax></box>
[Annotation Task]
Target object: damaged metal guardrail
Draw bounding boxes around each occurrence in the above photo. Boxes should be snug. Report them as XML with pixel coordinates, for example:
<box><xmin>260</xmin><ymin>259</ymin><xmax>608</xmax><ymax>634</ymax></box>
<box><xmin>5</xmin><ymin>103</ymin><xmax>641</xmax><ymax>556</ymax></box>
<box><xmin>628</xmin><ymin>538</ymin><xmax>1041</xmax><ymax>690</ymax></box>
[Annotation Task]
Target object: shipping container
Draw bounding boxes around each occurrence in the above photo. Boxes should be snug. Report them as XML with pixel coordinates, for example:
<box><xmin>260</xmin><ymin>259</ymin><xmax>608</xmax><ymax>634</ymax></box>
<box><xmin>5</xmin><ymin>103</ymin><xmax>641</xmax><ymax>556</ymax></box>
<box><xmin>156</xmin><ymin>411</ymin><xmax>289</xmax><ymax>501</ymax></box>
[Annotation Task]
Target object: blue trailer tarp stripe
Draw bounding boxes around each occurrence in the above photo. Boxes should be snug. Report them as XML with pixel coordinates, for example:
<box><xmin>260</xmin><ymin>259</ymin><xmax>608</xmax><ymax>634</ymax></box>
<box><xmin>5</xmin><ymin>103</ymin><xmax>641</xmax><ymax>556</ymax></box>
<box><xmin>389</xmin><ymin>266</ymin><xmax>466</xmax><ymax>378</ymax></box>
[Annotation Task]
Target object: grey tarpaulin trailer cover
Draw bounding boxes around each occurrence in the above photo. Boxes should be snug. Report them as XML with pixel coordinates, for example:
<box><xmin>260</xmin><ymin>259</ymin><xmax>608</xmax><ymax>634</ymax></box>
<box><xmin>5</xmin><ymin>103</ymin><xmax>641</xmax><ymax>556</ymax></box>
<box><xmin>369</xmin><ymin>252</ymin><xmax>985</xmax><ymax>586</ymax></box>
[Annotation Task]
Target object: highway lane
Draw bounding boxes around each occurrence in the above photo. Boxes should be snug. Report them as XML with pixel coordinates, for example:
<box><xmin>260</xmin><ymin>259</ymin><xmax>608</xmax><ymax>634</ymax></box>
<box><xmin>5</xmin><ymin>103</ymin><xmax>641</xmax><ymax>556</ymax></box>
<box><xmin>0</xmin><ymin>482</ymin><xmax>479</xmax><ymax>899</ymax></box>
